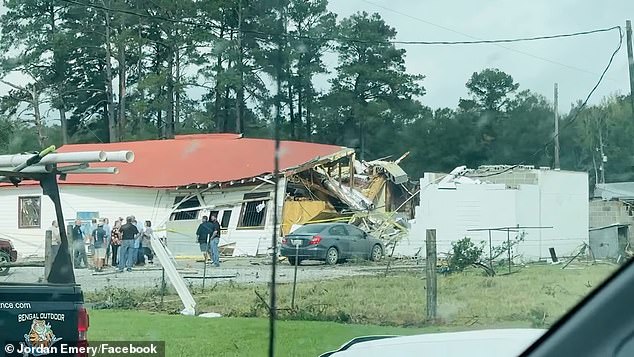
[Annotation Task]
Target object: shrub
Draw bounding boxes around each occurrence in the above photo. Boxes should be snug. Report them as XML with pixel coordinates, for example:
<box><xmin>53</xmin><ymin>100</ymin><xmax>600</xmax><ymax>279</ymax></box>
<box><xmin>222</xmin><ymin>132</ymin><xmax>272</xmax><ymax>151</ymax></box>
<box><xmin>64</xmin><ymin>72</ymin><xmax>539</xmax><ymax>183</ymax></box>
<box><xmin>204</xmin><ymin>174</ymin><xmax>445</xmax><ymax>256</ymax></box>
<box><xmin>449</xmin><ymin>238</ymin><xmax>484</xmax><ymax>272</ymax></box>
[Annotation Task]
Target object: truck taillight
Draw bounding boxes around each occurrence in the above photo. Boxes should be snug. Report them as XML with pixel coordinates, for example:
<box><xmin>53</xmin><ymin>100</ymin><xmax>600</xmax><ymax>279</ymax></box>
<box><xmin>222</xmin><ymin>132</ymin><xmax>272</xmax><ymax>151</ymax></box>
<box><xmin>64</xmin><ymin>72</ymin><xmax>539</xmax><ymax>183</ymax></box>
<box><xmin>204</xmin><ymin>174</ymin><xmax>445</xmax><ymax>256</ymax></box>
<box><xmin>77</xmin><ymin>306</ymin><xmax>89</xmax><ymax>357</ymax></box>
<box><xmin>309</xmin><ymin>235</ymin><xmax>322</xmax><ymax>245</ymax></box>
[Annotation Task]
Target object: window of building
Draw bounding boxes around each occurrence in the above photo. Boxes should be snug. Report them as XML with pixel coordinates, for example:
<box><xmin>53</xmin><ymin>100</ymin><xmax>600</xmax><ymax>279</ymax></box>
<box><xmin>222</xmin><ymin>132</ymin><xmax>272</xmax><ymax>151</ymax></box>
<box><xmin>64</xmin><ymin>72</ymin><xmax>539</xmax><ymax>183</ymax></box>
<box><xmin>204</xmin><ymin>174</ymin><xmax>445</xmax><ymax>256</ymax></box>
<box><xmin>221</xmin><ymin>210</ymin><xmax>232</xmax><ymax>229</ymax></box>
<box><xmin>18</xmin><ymin>196</ymin><xmax>41</xmax><ymax>228</ymax></box>
<box><xmin>237</xmin><ymin>192</ymin><xmax>269</xmax><ymax>229</ymax></box>
<box><xmin>171</xmin><ymin>196</ymin><xmax>201</xmax><ymax>221</ymax></box>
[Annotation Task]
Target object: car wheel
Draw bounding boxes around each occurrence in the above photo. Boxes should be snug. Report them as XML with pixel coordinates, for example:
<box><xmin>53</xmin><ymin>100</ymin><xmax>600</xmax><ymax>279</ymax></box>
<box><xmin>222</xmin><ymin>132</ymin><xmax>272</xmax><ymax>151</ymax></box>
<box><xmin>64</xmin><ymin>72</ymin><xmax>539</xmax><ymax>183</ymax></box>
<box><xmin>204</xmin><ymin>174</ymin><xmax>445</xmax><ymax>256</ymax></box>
<box><xmin>325</xmin><ymin>247</ymin><xmax>339</xmax><ymax>265</ymax></box>
<box><xmin>370</xmin><ymin>244</ymin><xmax>383</xmax><ymax>262</ymax></box>
<box><xmin>288</xmin><ymin>257</ymin><xmax>301</xmax><ymax>266</ymax></box>
<box><xmin>0</xmin><ymin>252</ymin><xmax>10</xmax><ymax>276</ymax></box>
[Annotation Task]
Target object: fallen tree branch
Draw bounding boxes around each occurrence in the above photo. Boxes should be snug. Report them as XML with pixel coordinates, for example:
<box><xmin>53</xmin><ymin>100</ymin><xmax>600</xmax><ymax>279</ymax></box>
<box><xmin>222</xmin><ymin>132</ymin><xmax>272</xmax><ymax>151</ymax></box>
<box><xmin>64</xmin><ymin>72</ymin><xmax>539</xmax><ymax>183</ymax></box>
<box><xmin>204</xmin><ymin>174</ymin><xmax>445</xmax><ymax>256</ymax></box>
<box><xmin>472</xmin><ymin>262</ymin><xmax>495</xmax><ymax>277</ymax></box>
<box><xmin>254</xmin><ymin>290</ymin><xmax>271</xmax><ymax>313</ymax></box>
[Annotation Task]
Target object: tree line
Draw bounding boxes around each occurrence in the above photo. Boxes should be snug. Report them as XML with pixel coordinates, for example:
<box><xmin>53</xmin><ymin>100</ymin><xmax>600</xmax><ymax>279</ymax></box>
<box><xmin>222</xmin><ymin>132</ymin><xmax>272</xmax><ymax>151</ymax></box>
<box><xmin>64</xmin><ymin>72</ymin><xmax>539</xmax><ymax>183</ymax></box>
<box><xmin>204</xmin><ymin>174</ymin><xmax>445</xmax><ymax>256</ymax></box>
<box><xmin>0</xmin><ymin>0</ymin><xmax>632</xmax><ymax>185</ymax></box>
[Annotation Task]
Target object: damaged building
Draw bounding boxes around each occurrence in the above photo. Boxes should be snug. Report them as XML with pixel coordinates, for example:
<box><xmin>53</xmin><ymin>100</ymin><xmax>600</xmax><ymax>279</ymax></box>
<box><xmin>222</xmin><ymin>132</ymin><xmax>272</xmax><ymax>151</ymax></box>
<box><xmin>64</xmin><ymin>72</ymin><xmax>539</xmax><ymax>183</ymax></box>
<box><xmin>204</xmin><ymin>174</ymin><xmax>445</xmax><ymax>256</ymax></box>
<box><xmin>0</xmin><ymin>133</ymin><xmax>413</xmax><ymax>259</ymax></box>
<box><xmin>397</xmin><ymin>165</ymin><xmax>589</xmax><ymax>262</ymax></box>
<box><xmin>166</xmin><ymin>138</ymin><xmax>416</xmax><ymax>257</ymax></box>
<box><xmin>589</xmin><ymin>182</ymin><xmax>634</xmax><ymax>259</ymax></box>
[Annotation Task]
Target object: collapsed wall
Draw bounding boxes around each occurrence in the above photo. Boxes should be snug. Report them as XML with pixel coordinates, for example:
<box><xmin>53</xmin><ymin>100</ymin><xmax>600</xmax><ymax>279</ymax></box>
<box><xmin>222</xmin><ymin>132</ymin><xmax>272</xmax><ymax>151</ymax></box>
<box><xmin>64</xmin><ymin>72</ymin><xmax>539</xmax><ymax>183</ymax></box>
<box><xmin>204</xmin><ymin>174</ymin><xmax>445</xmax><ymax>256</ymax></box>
<box><xmin>394</xmin><ymin>166</ymin><xmax>589</xmax><ymax>262</ymax></box>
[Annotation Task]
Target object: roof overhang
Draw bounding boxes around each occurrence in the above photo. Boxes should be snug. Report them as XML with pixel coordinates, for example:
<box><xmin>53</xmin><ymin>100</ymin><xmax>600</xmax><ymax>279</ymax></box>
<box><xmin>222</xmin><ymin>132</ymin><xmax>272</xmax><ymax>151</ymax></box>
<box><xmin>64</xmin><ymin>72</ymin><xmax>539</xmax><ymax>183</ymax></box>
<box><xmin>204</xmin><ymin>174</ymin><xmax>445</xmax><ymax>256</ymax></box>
<box><xmin>283</xmin><ymin>148</ymin><xmax>355</xmax><ymax>176</ymax></box>
<box><xmin>174</xmin><ymin>148</ymin><xmax>354</xmax><ymax>190</ymax></box>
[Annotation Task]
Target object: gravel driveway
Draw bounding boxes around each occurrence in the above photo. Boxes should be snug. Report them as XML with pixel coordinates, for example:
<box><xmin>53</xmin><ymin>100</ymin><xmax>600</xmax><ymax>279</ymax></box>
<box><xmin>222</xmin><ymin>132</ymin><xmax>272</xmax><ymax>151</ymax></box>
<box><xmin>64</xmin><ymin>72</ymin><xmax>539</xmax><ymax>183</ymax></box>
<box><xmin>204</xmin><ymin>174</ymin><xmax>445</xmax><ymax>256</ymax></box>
<box><xmin>0</xmin><ymin>257</ymin><xmax>409</xmax><ymax>292</ymax></box>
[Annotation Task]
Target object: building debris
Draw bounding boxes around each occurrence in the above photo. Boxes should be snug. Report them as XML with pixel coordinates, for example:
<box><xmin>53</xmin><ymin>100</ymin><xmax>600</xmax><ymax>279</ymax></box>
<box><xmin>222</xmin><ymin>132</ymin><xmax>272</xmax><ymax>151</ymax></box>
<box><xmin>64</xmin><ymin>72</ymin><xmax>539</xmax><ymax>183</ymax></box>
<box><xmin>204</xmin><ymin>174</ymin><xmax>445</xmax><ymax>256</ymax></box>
<box><xmin>280</xmin><ymin>153</ymin><xmax>416</xmax><ymax>252</ymax></box>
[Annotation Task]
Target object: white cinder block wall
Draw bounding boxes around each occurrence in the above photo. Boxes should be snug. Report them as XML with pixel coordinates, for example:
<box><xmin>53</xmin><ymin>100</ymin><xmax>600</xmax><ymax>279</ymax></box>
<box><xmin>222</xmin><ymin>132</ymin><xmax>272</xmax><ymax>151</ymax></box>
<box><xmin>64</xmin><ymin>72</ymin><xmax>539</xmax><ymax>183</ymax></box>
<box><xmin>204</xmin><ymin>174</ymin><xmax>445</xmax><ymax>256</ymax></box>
<box><xmin>397</xmin><ymin>170</ymin><xmax>589</xmax><ymax>262</ymax></box>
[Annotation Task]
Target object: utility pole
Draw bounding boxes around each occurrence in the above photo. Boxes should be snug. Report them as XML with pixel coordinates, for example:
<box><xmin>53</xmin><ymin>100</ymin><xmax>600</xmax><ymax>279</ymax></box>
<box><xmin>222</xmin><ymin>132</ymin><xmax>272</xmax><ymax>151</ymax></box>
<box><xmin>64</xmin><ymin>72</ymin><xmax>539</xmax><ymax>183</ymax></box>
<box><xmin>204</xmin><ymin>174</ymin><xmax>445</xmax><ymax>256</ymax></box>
<box><xmin>425</xmin><ymin>229</ymin><xmax>437</xmax><ymax>322</ymax></box>
<box><xmin>599</xmin><ymin>131</ymin><xmax>606</xmax><ymax>184</ymax></box>
<box><xmin>554</xmin><ymin>83</ymin><xmax>560</xmax><ymax>169</ymax></box>
<box><xmin>626</xmin><ymin>20</ymin><xmax>634</xmax><ymax>115</ymax></box>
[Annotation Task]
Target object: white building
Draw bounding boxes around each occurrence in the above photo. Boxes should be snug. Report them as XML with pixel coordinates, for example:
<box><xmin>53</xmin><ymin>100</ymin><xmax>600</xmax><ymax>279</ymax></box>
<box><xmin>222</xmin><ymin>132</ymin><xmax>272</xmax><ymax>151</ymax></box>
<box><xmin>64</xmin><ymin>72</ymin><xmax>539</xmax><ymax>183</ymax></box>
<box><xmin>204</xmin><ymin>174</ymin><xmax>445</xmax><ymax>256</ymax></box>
<box><xmin>396</xmin><ymin>166</ymin><xmax>589</xmax><ymax>262</ymax></box>
<box><xmin>0</xmin><ymin>134</ymin><xmax>351</xmax><ymax>259</ymax></box>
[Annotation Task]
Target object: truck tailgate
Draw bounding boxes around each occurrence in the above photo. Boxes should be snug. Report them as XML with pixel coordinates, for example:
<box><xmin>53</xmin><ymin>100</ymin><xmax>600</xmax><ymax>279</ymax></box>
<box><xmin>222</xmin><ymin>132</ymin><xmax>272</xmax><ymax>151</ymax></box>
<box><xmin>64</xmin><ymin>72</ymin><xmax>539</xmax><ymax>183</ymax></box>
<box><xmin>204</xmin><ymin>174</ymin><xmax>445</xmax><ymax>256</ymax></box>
<box><xmin>0</xmin><ymin>283</ymin><xmax>83</xmax><ymax>356</ymax></box>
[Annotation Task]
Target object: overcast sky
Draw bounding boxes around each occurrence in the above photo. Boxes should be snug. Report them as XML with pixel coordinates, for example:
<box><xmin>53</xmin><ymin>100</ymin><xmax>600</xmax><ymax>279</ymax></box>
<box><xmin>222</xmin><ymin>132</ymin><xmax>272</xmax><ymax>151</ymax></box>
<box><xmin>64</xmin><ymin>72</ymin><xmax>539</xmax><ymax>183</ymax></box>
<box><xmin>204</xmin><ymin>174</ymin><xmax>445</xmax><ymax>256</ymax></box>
<box><xmin>0</xmin><ymin>0</ymin><xmax>632</xmax><ymax>119</ymax></box>
<box><xmin>326</xmin><ymin>0</ymin><xmax>633</xmax><ymax>111</ymax></box>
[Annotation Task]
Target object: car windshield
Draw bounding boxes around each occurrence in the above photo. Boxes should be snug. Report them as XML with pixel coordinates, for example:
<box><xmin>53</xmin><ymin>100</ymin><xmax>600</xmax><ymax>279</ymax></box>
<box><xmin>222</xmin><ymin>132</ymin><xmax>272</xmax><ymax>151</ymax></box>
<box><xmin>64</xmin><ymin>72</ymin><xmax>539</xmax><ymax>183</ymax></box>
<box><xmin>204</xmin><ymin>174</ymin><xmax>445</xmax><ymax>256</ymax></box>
<box><xmin>0</xmin><ymin>1</ymin><xmax>632</xmax><ymax>356</ymax></box>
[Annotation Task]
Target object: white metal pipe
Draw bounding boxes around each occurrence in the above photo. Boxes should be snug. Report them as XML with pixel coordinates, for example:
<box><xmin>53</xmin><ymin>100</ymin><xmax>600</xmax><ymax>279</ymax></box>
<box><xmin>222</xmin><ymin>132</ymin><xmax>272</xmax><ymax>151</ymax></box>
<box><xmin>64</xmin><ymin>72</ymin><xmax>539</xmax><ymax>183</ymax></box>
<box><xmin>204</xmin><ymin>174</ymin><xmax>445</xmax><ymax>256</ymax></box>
<box><xmin>68</xmin><ymin>167</ymin><xmax>119</xmax><ymax>174</ymax></box>
<box><xmin>104</xmin><ymin>151</ymin><xmax>134</xmax><ymax>163</ymax></box>
<box><xmin>0</xmin><ymin>163</ymin><xmax>105</xmax><ymax>174</ymax></box>
<box><xmin>0</xmin><ymin>166</ymin><xmax>54</xmax><ymax>173</ymax></box>
<box><xmin>0</xmin><ymin>154</ymin><xmax>38</xmax><ymax>167</ymax></box>
<box><xmin>42</xmin><ymin>151</ymin><xmax>107</xmax><ymax>164</ymax></box>
<box><xmin>0</xmin><ymin>151</ymin><xmax>107</xmax><ymax>166</ymax></box>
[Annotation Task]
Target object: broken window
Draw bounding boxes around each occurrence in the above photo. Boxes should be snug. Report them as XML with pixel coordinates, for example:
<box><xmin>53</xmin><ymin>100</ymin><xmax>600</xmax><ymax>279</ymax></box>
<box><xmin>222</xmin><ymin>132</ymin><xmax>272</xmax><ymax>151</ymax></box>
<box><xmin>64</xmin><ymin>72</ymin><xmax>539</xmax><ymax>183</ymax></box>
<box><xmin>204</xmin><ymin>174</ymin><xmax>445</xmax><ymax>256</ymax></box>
<box><xmin>238</xmin><ymin>192</ymin><xmax>269</xmax><ymax>229</ymax></box>
<box><xmin>18</xmin><ymin>196</ymin><xmax>41</xmax><ymax>228</ymax></box>
<box><xmin>171</xmin><ymin>196</ymin><xmax>201</xmax><ymax>221</ymax></box>
<box><xmin>221</xmin><ymin>210</ymin><xmax>232</xmax><ymax>229</ymax></box>
<box><xmin>210</xmin><ymin>210</ymin><xmax>219</xmax><ymax>220</ymax></box>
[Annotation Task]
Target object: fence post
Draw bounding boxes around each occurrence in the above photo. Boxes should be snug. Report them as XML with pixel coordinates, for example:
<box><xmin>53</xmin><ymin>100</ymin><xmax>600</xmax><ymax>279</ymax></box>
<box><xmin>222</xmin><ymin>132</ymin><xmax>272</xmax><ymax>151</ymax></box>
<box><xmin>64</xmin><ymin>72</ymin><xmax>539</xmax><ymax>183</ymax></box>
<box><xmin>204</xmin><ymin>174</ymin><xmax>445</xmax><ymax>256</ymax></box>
<box><xmin>426</xmin><ymin>229</ymin><xmax>437</xmax><ymax>322</ymax></box>
<box><xmin>44</xmin><ymin>230</ymin><xmax>52</xmax><ymax>280</ymax></box>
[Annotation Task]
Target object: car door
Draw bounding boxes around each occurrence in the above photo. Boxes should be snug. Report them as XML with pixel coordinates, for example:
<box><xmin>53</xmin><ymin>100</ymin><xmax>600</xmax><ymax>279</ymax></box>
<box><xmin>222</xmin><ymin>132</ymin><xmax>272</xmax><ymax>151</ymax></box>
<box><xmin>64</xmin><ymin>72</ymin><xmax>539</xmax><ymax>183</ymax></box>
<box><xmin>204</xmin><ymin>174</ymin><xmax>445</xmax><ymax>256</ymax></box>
<box><xmin>347</xmin><ymin>225</ymin><xmax>371</xmax><ymax>258</ymax></box>
<box><xmin>328</xmin><ymin>225</ymin><xmax>352</xmax><ymax>258</ymax></box>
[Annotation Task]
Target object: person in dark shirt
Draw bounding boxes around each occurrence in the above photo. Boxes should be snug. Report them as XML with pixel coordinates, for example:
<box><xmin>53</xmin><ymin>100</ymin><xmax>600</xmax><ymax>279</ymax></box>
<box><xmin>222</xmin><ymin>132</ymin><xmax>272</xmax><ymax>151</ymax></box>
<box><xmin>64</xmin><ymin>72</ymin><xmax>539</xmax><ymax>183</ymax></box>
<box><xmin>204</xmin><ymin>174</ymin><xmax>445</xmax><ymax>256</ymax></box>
<box><xmin>71</xmin><ymin>219</ymin><xmax>88</xmax><ymax>269</ymax></box>
<box><xmin>118</xmin><ymin>216</ymin><xmax>139</xmax><ymax>272</ymax></box>
<box><xmin>92</xmin><ymin>223</ymin><xmax>107</xmax><ymax>272</ymax></box>
<box><xmin>196</xmin><ymin>216</ymin><xmax>212</xmax><ymax>262</ymax></box>
<box><xmin>209</xmin><ymin>215</ymin><xmax>221</xmax><ymax>267</ymax></box>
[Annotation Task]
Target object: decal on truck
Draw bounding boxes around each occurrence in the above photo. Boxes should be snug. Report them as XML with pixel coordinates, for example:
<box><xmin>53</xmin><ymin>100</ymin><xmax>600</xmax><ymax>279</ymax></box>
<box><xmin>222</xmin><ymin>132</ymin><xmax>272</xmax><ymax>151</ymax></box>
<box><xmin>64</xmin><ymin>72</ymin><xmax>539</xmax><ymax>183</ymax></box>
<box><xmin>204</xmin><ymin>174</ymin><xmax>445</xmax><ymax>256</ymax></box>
<box><xmin>17</xmin><ymin>313</ymin><xmax>65</xmax><ymax>323</ymax></box>
<box><xmin>22</xmin><ymin>319</ymin><xmax>62</xmax><ymax>356</ymax></box>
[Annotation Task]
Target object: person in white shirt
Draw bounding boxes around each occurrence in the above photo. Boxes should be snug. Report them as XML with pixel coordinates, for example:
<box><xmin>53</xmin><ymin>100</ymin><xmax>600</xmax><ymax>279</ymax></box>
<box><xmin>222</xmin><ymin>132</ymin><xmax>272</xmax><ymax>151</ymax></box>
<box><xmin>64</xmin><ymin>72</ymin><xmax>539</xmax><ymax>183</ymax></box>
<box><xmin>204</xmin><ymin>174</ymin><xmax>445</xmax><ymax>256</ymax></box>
<box><xmin>49</xmin><ymin>221</ymin><xmax>61</xmax><ymax>259</ymax></box>
<box><xmin>141</xmin><ymin>221</ymin><xmax>154</xmax><ymax>264</ymax></box>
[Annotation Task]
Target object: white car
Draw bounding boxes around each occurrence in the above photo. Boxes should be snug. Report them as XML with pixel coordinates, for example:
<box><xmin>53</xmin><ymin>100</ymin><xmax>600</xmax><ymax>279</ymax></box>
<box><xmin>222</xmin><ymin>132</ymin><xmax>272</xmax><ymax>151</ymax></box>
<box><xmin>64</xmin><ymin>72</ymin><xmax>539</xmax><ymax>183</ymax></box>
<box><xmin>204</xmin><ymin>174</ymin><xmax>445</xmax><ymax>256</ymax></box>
<box><xmin>320</xmin><ymin>329</ymin><xmax>546</xmax><ymax>357</ymax></box>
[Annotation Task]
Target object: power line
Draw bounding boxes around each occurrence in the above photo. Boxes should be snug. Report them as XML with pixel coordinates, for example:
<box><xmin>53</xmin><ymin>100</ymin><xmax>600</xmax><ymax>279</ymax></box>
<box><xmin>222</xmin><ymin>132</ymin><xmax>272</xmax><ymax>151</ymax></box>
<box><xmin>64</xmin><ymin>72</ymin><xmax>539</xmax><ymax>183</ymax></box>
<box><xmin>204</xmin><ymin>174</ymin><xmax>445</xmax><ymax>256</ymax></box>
<box><xmin>470</xmin><ymin>27</ymin><xmax>624</xmax><ymax>178</ymax></box>
<box><xmin>360</xmin><ymin>0</ymin><xmax>618</xmax><ymax>80</ymax></box>
<box><xmin>386</xmin><ymin>27</ymin><xmax>620</xmax><ymax>45</ymax></box>
<box><xmin>62</xmin><ymin>0</ymin><xmax>620</xmax><ymax>48</ymax></box>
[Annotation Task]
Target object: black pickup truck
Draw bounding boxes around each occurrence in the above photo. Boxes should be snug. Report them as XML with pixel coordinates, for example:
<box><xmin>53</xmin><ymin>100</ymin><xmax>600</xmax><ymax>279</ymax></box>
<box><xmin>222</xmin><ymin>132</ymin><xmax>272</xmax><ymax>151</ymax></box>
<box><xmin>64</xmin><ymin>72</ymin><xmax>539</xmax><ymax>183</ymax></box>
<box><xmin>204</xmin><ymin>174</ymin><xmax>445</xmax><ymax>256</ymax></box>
<box><xmin>0</xmin><ymin>284</ymin><xmax>88</xmax><ymax>357</ymax></box>
<box><xmin>0</xmin><ymin>153</ymin><xmax>89</xmax><ymax>357</ymax></box>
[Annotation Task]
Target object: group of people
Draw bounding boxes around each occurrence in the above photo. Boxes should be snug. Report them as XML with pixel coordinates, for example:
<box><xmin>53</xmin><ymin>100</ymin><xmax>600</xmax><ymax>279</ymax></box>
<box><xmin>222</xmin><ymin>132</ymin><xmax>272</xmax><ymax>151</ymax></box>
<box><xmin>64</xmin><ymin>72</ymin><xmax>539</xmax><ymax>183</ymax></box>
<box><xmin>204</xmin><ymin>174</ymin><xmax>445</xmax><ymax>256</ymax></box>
<box><xmin>48</xmin><ymin>214</ymin><xmax>221</xmax><ymax>271</ymax></box>
<box><xmin>50</xmin><ymin>216</ymin><xmax>155</xmax><ymax>272</ymax></box>
<box><xmin>196</xmin><ymin>215</ymin><xmax>221</xmax><ymax>267</ymax></box>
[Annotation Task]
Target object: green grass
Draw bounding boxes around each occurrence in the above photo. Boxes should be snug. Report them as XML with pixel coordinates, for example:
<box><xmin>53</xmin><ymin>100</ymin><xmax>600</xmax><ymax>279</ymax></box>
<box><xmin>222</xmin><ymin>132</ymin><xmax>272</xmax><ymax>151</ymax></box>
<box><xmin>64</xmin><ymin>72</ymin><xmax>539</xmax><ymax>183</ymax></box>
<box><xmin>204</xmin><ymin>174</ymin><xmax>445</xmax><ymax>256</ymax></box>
<box><xmin>86</xmin><ymin>262</ymin><xmax>618</xmax><ymax>329</ymax></box>
<box><xmin>89</xmin><ymin>310</ymin><xmax>445</xmax><ymax>357</ymax></box>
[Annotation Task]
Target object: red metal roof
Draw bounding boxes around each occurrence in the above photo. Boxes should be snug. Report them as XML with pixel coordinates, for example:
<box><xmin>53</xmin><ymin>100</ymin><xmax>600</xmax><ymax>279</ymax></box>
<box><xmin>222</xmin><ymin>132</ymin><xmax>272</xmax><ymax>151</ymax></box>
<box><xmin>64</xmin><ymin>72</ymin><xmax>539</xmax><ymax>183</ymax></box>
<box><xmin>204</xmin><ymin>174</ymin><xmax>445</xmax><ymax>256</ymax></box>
<box><xmin>48</xmin><ymin>134</ymin><xmax>349</xmax><ymax>188</ymax></box>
